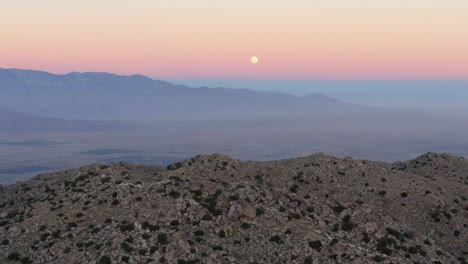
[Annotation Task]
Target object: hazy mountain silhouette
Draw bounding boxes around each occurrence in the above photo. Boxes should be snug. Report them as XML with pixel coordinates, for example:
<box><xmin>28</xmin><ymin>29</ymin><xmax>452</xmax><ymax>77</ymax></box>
<box><xmin>0</xmin><ymin>68</ymin><xmax>359</xmax><ymax>120</ymax></box>
<box><xmin>0</xmin><ymin>109</ymin><xmax>133</xmax><ymax>133</ymax></box>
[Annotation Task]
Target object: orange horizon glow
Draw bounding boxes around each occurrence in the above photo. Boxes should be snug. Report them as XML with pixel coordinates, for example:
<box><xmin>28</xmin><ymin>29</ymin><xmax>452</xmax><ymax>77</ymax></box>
<box><xmin>1</xmin><ymin>0</ymin><xmax>467</xmax><ymax>80</ymax></box>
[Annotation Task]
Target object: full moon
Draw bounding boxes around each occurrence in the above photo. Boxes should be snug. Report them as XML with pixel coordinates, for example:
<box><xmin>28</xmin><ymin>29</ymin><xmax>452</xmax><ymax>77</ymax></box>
<box><xmin>251</xmin><ymin>56</ymin><xmax>259</xmax><ymax>64</ymax></box>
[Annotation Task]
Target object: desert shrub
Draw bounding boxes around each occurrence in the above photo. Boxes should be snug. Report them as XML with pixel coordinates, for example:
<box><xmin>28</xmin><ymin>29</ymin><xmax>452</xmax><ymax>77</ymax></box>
<box><xmin>386</xmin><ymin>227</ymin><xmax>403</xmax><ymax>241</ymax></box>
<box><xmin>341</xmin><ymin>215</ymin><xmax>356</xmax><ymax>232</ymax></box>
<box><xmin>430</xmin><ymin>212</ymin><xmax>441</xmax><ymax>222</ymax></box>
<box><xmin>119</xmin><ymin>223</ymin><xmax>135</xmax><ymax>232</ymax></box>
<box><xmin>169</xmin><ymin>191</ymin><xmax>181</xmax><ymax>199</ymax></box>
<box><xmin>194</xmin><ymin>230</ymin><xmax>205</xmax><ymax>236</ymax></box>
<box><xmin>52</xmin><ymin>229</ymin><xmax>61</xmax><ymax>238</ymax></box>
<box><xmin>213</xmin><ymin>245</ymin><xmax>223</xmax><ymax>250</ymax></box>
<box><xmin>40</xmin><ymin>233</ymin><xmax>50</xmax><ymax>241</ymax></box>
<box><xmin>99</xmin><ymin>255</ymin><xmax>111</xmax><ymax>264</ymax></box>
<box><xmin>331</xmin><ymin>204</ymin><xmax>345</xmax><ymax>214</ymax></box>
<box><xmin>150</xmin><ymin>246</ymin><xmax>158</xmax><ymax>254</ymax></box>
<box><xmin>218</xmin><ymin>230</ymin><xmax>226</xmax><ymax>238</ymax></box>
<box><xmin>8</xmin><ymin>252</ymin><xmax>21</xmax><ymax>261</ymax></box>
<box><xmin>158</xmin><ymin>233</ymin><xmax>169</xmax><ymax>244</ymax></box>
<box><xmin>403</xmin><ymin>231</ymin><xmax>414</xmax><ymax>239</ymax></box>
<box><xmin>21</xmin><ymin>257</ymin><xmax>33</xmax><ymax>264</ymax></box>
<box><xmin>363</xmin><ymin>232</ymin><xmax>370</xmax><ymax>243</ymax></box>
<box><xmin>308</xmin><ymin>240</ymin><xmax>323</xmax><ymax>251</ymax></box>
<box><xmin>269</xmin><ymin>235</ymin><xmax>282</xmax><ymax>244</ymax></box>
<box><xmin>149</xmin><ymin>224</ymin><xmax>160</xmax><ymax>231</ymax></box>
<box><xmin>167</xmin><ymin>162</ymin><xmax>183</xmax><ymax>171</ymax></box>
<box><xmin>142</xmin><ymin>221</ymin><xmax>150</xmax><ymax>229</ymax></box>
<box><xmin>373</xmin><ymin>256</ymin><xmax>385</xmax><ymax>262</ymax></box>
<box><xmin>376</xmin><ymin>237</ymin><xmax>396</xmax><ymax>255</ymax></box>
<box><xmin>191</xmin><ymin>190</ymin><xmax>203</xmax><ymax>197</ymax></box>
<box><xmin>100</xmin><ymin>177</ymin><xmax>112</xmax><ymax>184</ymax></box>
<box><xmin>201</xmin><ymin>214</ymin><xmax>213</xmax><ymax>221</ymax></box>
<box><xmin>121</xmin><ymin>242</ymin><xmax>133</xmax><ymax>253</ymax></box>
<box><xmin>256</xmin><ymin>207</ymin><xmax>265</xmax><ymax>216</ymax></box>
<box><xmin>177</xmin><ymin>259</ymin><xmax>200</xmax><ymax>264</ymax></box>
<box><xmin>290</xmin><ymin>184</ymin><xmax>299</xmax><ymax>193</ymax></box>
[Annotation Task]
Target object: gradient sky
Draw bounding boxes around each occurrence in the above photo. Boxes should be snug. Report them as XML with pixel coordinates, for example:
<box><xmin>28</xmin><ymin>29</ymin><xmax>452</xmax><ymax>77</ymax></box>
<box><xmin>1</xmin><ymin>0</ymin><xmax>467</xmax><ymax>79</ymax></box>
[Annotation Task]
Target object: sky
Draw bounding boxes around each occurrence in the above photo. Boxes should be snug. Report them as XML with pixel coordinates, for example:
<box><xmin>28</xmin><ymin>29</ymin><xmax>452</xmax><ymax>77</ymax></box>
<box><xmin>1</xmin><ymin>0</ymin><xmax>468</xmax><ymax>80</ymax></box>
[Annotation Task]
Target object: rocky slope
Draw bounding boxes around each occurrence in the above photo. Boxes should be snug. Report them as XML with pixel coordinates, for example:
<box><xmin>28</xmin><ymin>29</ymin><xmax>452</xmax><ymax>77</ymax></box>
<box><xmin>0</xmin><ymin>153</ymin><xmax>467</xmax><ymax>264</ymax></box>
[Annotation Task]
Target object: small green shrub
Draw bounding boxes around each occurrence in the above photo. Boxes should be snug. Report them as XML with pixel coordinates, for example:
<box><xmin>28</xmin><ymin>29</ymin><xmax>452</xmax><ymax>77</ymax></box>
<box><xmin>158</xmin><ymin>233</ymin><xmax>169</xmax><ymax>244</ymax></box>
<box><xmin>100</xmin><ymin>177</ymin><xmax>112</xmax><ymax>184</ymax></box>
<box><xmin>269</xmin><ymin>235</ymin><xmax>282</xmax><ymax>244</ymax></box>
<box><xmin>194</xmin><ymin>230</ymin><xmax>205</xmax><ymax>236</ymax></box>
<box><xmin>308</xmin><ymin>240</ymin><xmax>323</xmax><ymax>251</ymax></box>
<box><xmin>169</xmin><ymin>191</ymin><xmax>181</xmax><ymax>199</ymax></box>
<box><xmin>218</xmin><ymin>230</ymin><xmax>226</xmax><ymax>238</ymax></box>
<box><xmin>8</xmin><ymin>252</ymin><xmax>21</xmax><ymax>261</ymax></box>
<box><xmin>99</xmin><ymin>255</ymin><xmax>112</xmax><ymax>264</ymax></box>
<box><xmin>21</xmin><ymin>257</ymin><xmax>33</xmax><ymax>264</ymax></box>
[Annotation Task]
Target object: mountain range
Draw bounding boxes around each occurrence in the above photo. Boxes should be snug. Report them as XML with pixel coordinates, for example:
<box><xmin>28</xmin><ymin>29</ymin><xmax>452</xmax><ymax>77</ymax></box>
<box><xmin>0</xmin><ymin>109</ymin><xmax>133</xmax><ymax>134</ymax></box>
<box><xmin>0</xmin><ymin>68</ymin><xmax>354</xmax><ymax>121</ymax></box>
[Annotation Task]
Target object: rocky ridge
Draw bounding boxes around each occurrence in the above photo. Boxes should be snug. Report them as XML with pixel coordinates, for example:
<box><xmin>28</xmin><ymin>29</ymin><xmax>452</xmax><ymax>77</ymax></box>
<box><xmin>0</xmin><ymin>153</ymin><xmax>467</xmax><ymax>264</ymax></box>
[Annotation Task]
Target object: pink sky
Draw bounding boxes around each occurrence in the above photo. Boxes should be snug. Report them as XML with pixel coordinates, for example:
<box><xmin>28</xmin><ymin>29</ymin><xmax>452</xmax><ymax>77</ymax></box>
<box><xmin>1</xmin><ymin>0</ymin><xmax>467</xmax><ymax>79</ymax></box>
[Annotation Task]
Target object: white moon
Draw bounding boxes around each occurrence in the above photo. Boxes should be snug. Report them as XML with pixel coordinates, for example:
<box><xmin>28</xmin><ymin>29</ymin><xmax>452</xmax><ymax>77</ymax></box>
<box><xmin>251</xmin><ymin>56</ymin><xmax>259</xmax><ymax>64</ymax></box>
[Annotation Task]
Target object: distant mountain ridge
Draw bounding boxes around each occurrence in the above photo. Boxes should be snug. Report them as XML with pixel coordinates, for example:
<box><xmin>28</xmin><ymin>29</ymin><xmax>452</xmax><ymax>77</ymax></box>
<box><xmin>0</xmin><ymin>68</ymin><xmax>354</xmax><ymax>120</ymax></box>
<box><xmin>0</xmin><ymin>109</ymin><xmax>133</xmax><ymax>133</ymax></box>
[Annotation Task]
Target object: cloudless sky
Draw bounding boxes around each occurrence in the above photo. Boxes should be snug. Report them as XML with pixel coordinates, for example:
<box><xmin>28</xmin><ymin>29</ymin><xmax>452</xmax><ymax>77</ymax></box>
<box><xmin>1</xmin><ymin>0</ymin><xmax>467</xmax><ymax>79</ymax></box>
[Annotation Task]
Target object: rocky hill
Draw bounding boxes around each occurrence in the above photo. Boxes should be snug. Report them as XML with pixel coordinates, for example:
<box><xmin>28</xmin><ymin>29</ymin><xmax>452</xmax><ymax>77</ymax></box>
<box><xmin>0</xmin><ymin>153</ymin><xmax>466</xmax><ymax>264</ymax></box>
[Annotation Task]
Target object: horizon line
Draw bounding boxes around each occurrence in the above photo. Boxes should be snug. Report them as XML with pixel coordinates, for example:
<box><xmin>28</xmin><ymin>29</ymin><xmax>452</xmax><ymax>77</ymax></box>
<box><xmin>2</xmin><ymin>67</ymin><xmax>468</xmax><ymax>82</ymax></box>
